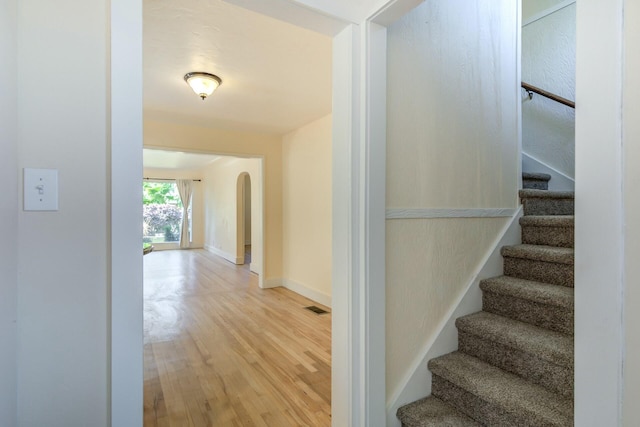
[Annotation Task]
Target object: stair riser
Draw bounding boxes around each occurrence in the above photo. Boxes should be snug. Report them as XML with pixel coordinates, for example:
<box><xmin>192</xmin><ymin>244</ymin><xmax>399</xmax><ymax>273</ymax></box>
<box><xmin>523</xmin><ymin>180</ymin><xmax>549</xmax><ymax>191</ymax></box>
<box><xmin>482</xmin><ymin>292</ymin><xmax>573</xmax><ymax>336</ymax></box>
<box><xmin>521</xmin><ymin>226</ymin><xmax>574</xmax><ymax>248</ymax></box>
<box><xmin>458</xmin><ymin>332</ymin><xmax>573</xmax><ymax>398</ymax></box>
<box><xmin>431</xmin><ymin>376</ymin><xmax>557</xmax><ymax>427</ymax></box>
<box><xmin>522</xmin><ymin>199</ymin><xmax>574</xmax><ymax>216</ymax></box>
<box><xmin>397</xmin><ymin>397</ymin><xmax>482</xmax><ymax>427</ymax></box>
<box><xmin>503</xmin><ymin>258</ymin><xmax>574</xmax><ymax>287</ymax></box>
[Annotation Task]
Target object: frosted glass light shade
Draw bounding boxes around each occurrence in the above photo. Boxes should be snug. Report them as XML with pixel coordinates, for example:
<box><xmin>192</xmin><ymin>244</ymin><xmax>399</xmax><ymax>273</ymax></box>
<box><xmin>184</xmin><ymin>72</ymin><xmax>222</xmax><ymax>100</ymax></box>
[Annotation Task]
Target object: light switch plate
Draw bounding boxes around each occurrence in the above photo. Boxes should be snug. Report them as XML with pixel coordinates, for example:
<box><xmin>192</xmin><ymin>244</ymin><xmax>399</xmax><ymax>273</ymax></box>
<box><xmin>24</xmin><ymin>168</ymin><xmax>59</xmax><ymax>211</ymax></box>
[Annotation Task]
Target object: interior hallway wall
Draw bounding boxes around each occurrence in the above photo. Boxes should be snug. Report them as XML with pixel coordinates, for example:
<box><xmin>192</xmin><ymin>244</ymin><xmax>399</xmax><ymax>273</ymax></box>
<box><xmin>16</xmin><ymin>0</ymin><xmax>110</xmax><ymax>425</ymax></box>
<box><xmin>0</xmin><ymin>0</ymin><xmax>18</xmax><ymax>424</ymax></box>
<box><xmin>522</xmin><ymin>0</ymin><xmax>575</xmax><ymax>178</ymax></box>
<box><xmin>282</xmin><ymin>114</ymin><xmax>333</xmax><ymax>305</ymax></box>
<box><xmin>385</xmin><ymin>0</ymin><xmax>519</xmax><ymax>401</ymax></box>
<box><xmin>145</xmin><ymin>120</ymin><xmax>281</xmax><ymax>281</ymax></box>
<box><xmin>202</xmin><ymin>157</ymin><xmax>263</xmax><ymax>273</ymax></box>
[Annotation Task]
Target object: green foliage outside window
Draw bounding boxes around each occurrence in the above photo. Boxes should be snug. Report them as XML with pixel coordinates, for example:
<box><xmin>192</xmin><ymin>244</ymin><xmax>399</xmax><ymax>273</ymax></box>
<box><xmin>143</xmin><ymin>182</ymin><xmax>183</xmax><ymax>243</ymax></box>
<box><xmin>143</xmin><ymin>182</ymin><xmax>183</xmax><ymax>206</ymax></box>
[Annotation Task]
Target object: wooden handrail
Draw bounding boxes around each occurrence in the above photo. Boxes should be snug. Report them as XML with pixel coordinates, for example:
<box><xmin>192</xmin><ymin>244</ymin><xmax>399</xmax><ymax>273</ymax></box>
<box><xmin>522</xmin><ymin>82</ymin><xmax>575</xmax><ymax>109</ymax></box>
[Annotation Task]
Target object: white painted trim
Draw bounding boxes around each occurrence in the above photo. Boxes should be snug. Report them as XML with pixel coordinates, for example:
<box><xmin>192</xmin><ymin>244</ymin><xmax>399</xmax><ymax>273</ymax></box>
<box><xmin>331</xmin><ymin>24</ymin><xmax>361</xmax><ymax>427</ymax></box>
<box><xmin>110</xmin><ymin>0</ymin><xmax>143</xmax><ymax>424</ymax></box>
<box><xmin>262</xmin><ymin>277</ymin><xmax>282</xmax><ymax>289</ymax></box>
<box><xmin>348</xmin><ymin>1</ymin><xmax>424</xmax><ymax>424</ymax></box>
<box><xmin>523</xmin><ymin>0</ymin><xmax>575</xmax><ymax>27</ymax></box>
<box><xmin>249</xmin><ymin>262</ymin><xmax>259</xmax><ymax>274</ymax></box>
<box><xmin>522</xmin><ymin>152</ymin><xmax>575</xmax><ymax>191</ymax></box>
<box><xmin>385</xmin><ymin>207</ymin><xmax>523</xmax><ymax>427</ymax></box>
<box><xmin>281</xmin><ymin>278</ymin><xmax>332</xmax><ymax>307</ymax></box>
<box><xmin>368</xmin><ymin>0</ymin><xmax>423</xmax><ymax>27</ymax></box>
<box><xmin>386</xmin><ymin>208</ymin><xmax>517</xmax><ymax>220</ymax></box>
<box><xmin>575</xmin><ymin>1</ymin><xmax>624</xmax><ymax>424</ymax></box>
<box><xmin>204</xmin><ymin>244</ymin><xmax>243</xmax><ymax>264</ymax></box>
<box><xmin>361</xmin><ymin>19</ymin><xmax>388</xmax><ymax>425</ymax></box>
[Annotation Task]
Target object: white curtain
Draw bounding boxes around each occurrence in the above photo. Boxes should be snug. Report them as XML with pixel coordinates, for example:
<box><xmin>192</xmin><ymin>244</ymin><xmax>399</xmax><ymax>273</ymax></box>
<box><xmin>175</xmin><ymin>179</ymin><xmax>193</xmax><ymax>249</ymax></box>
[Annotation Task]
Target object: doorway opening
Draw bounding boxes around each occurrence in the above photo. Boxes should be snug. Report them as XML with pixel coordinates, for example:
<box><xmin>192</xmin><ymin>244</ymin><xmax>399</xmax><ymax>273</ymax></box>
<box><xmin>237</xmin><ymin>172</ymin><xmax>252</xmax><ymax>266</ymax></box>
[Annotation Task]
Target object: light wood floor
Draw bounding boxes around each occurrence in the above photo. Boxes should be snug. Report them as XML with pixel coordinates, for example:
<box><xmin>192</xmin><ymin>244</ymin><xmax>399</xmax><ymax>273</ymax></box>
<box><xmin>143</xmin><ymin>249</ymin><xmax>331</xmax><ymax>426</ymax></box>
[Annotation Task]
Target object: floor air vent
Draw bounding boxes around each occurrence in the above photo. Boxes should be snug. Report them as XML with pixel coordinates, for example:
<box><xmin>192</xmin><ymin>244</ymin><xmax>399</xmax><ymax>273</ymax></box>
<box><xmin>305</xmin><ymin>305</ymin><xmax>329</xmax><ymax>315</ymax></box>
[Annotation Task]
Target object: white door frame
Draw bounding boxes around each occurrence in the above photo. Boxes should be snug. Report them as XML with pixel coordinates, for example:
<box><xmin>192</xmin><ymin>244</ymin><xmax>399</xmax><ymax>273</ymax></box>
<box><xmin>110</xmin><ymin>0</ymin><xmax>144</xmax><ymax>425</ymax></box>
<box><xmin>109</xmin><ymin>0</ymin><xmax>421</xmax><ymax>425</ymax></box>
<box><xmin>333</xmin><ymin>2</ymin><xmax>431</xmax><ymax>424</ymax></box>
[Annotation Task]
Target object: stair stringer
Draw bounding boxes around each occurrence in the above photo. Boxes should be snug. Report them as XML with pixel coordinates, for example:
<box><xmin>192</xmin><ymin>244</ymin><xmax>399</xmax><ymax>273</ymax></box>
<box><xmin>386</xmin><ymin>207</ymin><xmax>523</xmax><ymax>427</ymax></box>
<box><xmin>522</xmin><ymin>152</ymin><xmax>575</xmax><ymax>191</ymax></box>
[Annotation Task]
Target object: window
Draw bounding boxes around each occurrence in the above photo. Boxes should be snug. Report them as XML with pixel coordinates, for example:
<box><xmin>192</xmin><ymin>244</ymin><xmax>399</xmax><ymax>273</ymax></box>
<box><xmin>142</xmin><ymin>181</ymin><xmax>183</xmax><ymax>244</ymax></box>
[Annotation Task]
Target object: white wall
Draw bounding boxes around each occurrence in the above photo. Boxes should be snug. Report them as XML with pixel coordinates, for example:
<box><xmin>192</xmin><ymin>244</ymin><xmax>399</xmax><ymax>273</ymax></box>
<box><xmin>385</xmin><ymin>0</ymin><xmax>519</xmax><ymax>401</ymax></box>
<box><xmin>623</xmin><ymin>0</ymin><xmax>640</xmax><ymax>423</ymax></box>
<box><xmin>522</xmin><ymin>0</ymin><xmax>567</xmax><ymax>21</ymax></box>
<box><xmin>143</xmin><ymin>168</ymin><xmax>206</xmax><ymax>250</ymax></box>
<box><xmin>288</xmin><ymin>0</ymin><xmax>381</xmax><ymax>23</ymax></box>
<box><xmin>522</xmin><ymin>1</ymin><xmax>575</xmax><ymax>178</ymax></box>
<box><xmin>17</xmin><ymin>0</ymin><xmax>109</xmax><ymax>425</ymax></box>
<box><xmin>0</xmin><ymin>0</ymin><xmax>18</xmax><ymax>425</ymax></box>
<box><xmin>282</xmin><ymin>114</ymin><xmax>333</xmax><ymax>306</ymax></box>
<box><xmin>244</xmin><ymin>174</ymin><xmax>252</xmax><ymax>244</ymax></box>
<box><xmin>202</xmin><ymin>157</ymin><xmax>263</xmax><ymax>273</ymax></box>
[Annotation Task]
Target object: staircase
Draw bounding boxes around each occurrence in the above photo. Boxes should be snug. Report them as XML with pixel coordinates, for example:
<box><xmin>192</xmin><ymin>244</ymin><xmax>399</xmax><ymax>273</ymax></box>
<box><xmin>397</xmin><ymin>172</ymin><xmax>574</xmax><ymax>426</ymax></box>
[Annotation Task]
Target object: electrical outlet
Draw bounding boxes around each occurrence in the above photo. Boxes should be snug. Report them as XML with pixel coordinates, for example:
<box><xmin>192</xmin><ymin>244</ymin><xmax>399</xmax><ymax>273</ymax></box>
<box><xmin>24</xmin><ymin>168</ymin><xmax>59</xmax><ymax>211</ymax></box>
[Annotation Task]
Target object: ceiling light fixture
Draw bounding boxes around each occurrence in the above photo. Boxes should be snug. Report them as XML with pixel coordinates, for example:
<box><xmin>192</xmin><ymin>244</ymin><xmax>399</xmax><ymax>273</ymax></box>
<box><xmin>184</xmin><ymin>72</ymin><xmax>222</xmax><ymax>100</ymax></box>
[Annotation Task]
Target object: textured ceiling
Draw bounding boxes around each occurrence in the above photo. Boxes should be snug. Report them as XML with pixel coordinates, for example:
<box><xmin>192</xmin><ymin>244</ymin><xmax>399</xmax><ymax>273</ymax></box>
<box><xmin>143</xmin><ymin>0</ymin><xmax>333</xmax><ymax>135</ymax></box>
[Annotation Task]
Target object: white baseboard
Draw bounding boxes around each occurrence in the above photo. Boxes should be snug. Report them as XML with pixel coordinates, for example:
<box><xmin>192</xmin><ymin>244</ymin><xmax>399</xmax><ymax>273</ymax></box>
<box><xmin>204</xmin><ymin>244</ymin><xmax>243</xmax><ymax>265</ymax></box>
<box><xmin>262</xmin><ymin>277</ymin><xmax>282</xmax><ymax>289</ymax></box>
<box><xmin>522</xmin><ymin>152</ymin><xmax>575</xmax><ymax>191</ymax></box>
<box><xmin>259</xmin><ymin>277</ymin><xmax>332</xmax><ymax>307</ymax></box>
<box><xmin>281</xmin><ymin>278</ymin><xmax>332</xmax><ymax>308</ymax></box>
<box><xmin>385</xmin><ymin>207</ymin><xmax>523</xmax><ymax>427</ymax></box>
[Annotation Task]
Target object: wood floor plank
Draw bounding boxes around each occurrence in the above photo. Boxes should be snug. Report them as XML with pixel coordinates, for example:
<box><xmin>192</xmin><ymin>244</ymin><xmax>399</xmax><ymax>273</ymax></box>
<box><xmin>144</xmin><ymin>249</ymin><xmax>331</xmax><ymax>426</ymax></box>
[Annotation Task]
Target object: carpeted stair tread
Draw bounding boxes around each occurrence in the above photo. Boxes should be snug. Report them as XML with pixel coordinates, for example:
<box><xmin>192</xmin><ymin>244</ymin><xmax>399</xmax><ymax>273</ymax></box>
<box><xmin>520</xmin><ymin>215</ymin><xmax>574</xmax><ymax>248</ymax></box>
<box><xmin>480</xmin><ymin>276</ymin><xmax>573</xmax><ymax>309</ymax></box>
<box><xmin>429</xmin><ymin>352</ymin><xmax>573</xmax><ymax>426</ymax></box>
<box><xmin>519</xmin><ymin>189</ymin><xmax>575</xmax><ymax>215</ymax></box>
<box><xmin>519</xmin><ymin>189</ymin><xmax>574</xmax><ymax>199</ymax></box>
<box><xmin>481</xmin><ymin>276</ymin><xmax>574</xmax><ymax>335</ymax></box>
<box><xmin>501</xmin><ymin>244</ymin><xmax>574</xmax><ymax>265</ymax></box>
<box><xmin>456</xmin><ymin>312</ymin><xmax>573</xmax><ymax>366</ymax></box>
<box><xmin>522</xmin><ymin>172</ymin><xmax>551</xmax><ymax>182</ymax></box>
<box><xmin>397</xmin><ymin>396</ymin><xmax>482</xmax><ymax>427</ymax></box>
<box><xmin>520</xmin><ymin>215</ymin><xmax>574</xmax><ymax>227</ymax></box>
<box><xmin>522</xmin><ymin>173</ymin><xmax>552</xmax><ymax>190</ymax></box>
<box><xmin>397</xmin><ymin>168</ymin><xmax>576</xmax><ymax>426</ymax></box>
